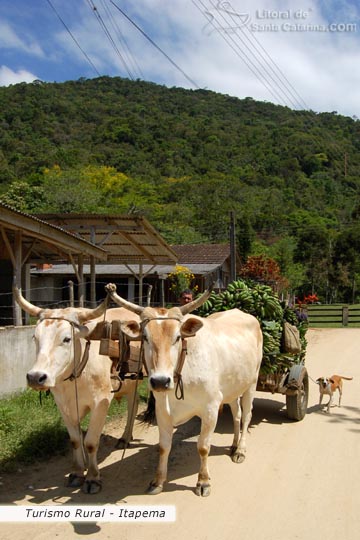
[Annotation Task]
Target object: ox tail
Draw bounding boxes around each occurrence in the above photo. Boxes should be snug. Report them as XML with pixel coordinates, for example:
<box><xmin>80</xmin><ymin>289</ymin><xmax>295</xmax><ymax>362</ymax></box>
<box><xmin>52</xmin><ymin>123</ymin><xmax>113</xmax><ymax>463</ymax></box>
<box><xmin>138</xmin><ymin>392</ymin><xmax>157</xmax><ymax>425</ymax></box>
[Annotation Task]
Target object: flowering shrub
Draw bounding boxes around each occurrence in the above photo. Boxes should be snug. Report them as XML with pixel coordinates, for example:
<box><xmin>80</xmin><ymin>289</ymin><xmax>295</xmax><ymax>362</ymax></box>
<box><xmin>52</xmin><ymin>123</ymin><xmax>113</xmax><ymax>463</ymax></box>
<box><xmin>297</xmin><ymin>293</ymin><xmax>319</xmax><ymax>306</ymax></box>
<box><xmin>167</xmin><ymin>265</ymin><xmax>197</xmax><ymax>297</ymax></box>
<box><xmin>239</xmin><ymin>254</ymin><xmax>289</xmax><ymax>291</ymax></box>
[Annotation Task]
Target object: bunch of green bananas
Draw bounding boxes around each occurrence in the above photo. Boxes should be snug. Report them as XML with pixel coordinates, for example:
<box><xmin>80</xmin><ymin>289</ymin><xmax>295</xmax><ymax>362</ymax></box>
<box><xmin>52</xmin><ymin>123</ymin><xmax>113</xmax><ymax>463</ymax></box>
<box><xmin>197</xmin><ymin>280</ymin><xmax>283</xmax><ymax>321</ymax></box>
<box><xmin>196</xmin><ymin>279</ymin><xmax>307</xmax><ymax>375</ymax></box>
<box><xmin>262</xmin><ymin>320</ymin><xmax>282</xmax><ymax>354</ymax></box>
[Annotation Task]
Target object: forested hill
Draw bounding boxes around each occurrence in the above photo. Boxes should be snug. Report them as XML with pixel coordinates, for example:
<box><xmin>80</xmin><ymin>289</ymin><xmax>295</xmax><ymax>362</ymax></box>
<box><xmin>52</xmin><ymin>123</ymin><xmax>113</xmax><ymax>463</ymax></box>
<box><xmin>1</xmin><ymin>76</ymin><xmax>360</xmax><ymax>300</ymax></box>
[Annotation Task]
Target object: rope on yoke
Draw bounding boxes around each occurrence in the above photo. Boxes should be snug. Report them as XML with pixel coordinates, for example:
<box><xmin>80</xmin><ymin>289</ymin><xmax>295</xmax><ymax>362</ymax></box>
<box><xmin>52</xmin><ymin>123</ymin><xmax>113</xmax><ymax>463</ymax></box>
<box><xmin>174</xmin><ymin>338</ymin><xmax>188</xmax><ymax>400</ymax></box>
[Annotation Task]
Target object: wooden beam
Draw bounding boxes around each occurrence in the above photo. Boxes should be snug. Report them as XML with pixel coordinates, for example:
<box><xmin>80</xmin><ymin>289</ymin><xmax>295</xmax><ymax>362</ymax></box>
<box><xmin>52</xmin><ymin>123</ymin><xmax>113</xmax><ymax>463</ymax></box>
<box><xmin>0</xmin><ymin>227</ymin><xmax>16</xmax><ymax>266</ymax></box>
<box><xmin>0</xmin><ymin>207</ymin><xmax>107</xmax><ymax>260</ymax></box>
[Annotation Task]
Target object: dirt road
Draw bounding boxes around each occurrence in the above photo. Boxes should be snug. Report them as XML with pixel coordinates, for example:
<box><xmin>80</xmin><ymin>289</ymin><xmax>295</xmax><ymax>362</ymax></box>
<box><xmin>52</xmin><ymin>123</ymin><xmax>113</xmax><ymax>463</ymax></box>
<box><xmin>1</xmin><ymin>328</ymin><xmax>359</xmax><ymax>540</ymax></box>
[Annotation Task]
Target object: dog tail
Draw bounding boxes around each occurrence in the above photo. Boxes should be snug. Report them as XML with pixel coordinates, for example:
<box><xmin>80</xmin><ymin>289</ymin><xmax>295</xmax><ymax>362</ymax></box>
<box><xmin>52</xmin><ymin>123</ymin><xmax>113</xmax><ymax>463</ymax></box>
<box><xmin>337</xmin><ymin>375</ymin><xmax>353</xmax><ymax>380</ymax></box>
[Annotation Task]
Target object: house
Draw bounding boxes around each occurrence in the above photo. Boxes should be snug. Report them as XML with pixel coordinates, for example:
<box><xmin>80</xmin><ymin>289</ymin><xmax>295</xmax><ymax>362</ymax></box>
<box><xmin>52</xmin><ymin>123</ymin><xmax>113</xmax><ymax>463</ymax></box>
<box><xmin>30</xmin><ymin>243</ymin><xmax>240</xmax><ymax>307</ymax></box>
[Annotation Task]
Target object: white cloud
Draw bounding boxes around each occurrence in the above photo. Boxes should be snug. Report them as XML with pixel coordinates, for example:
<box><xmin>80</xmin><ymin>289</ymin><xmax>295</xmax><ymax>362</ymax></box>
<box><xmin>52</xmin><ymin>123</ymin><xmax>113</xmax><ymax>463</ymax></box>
<box><xmin>0</xmin><ymin>66</ymin><xmax>38</xmax><ymax>86</ymax></box>
<box><xmin>121</xmin><ymin>0</ymin><xmax>360</xmax><ymax>115</ymax></box>
<box><xmin>1</xmin><ymin>0</ymin><xmax>359</xmax><ymax>115</ymax></box>
<box><xmin>0</xmin><ymin>21</ymin><xmax>44</xmax><ymax>57</ymax></box>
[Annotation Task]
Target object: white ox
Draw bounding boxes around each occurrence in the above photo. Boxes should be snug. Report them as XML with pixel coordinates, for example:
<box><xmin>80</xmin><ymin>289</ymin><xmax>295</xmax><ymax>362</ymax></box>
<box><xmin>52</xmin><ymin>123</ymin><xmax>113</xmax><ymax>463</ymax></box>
<box><xmin>105</xmin><ymin>283</ymin><xmax>263</xmax><ymax>497</ymax></box>
<box><xmin>14</xmin><ymin>287</ymin><xmax>140</xmax><ymax>494</ymax></box>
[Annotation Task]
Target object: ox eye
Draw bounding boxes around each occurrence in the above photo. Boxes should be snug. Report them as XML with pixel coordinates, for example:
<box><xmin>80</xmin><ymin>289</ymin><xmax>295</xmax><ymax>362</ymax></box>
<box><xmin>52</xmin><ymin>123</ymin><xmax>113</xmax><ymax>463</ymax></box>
<box><xmin>174</xmin><ymin>335</ymin><xmax>181</xmax><ymax>344</ymax></box>
<box><xmin>63</xmin><ymin>336</ymin><xmax>71</xmax><ymax>343</ymax></box>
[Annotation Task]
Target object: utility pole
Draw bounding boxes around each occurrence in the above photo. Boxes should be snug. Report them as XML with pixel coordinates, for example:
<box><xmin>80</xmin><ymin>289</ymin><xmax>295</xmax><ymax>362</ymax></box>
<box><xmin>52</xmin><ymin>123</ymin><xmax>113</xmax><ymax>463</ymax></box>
<box><xmin>230</xmin><ymin>211</ymin><xmax>236</xmax><ymax>282</ymax></box>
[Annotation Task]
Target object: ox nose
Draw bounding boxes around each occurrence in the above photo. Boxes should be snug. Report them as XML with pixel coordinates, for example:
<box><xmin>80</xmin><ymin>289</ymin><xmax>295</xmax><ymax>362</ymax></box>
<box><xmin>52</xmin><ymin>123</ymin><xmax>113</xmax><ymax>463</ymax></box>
<box><xmin>150</xmin><ymin>375</ymin><xmax>171</xmax><ymax>391</ymax></box>
<box><xmin>27</xmin><ymin>371</ymin><xmax>48</xmax><ymax>388</ymax></box>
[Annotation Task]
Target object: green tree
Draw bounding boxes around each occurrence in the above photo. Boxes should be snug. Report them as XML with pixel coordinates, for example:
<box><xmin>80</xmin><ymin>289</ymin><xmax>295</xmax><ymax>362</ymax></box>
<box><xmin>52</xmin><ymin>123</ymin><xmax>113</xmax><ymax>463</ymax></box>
<box><xmin>0</xmin><ymin>181</ymin><xmax>45</xmax><ymax>212</ymax></box>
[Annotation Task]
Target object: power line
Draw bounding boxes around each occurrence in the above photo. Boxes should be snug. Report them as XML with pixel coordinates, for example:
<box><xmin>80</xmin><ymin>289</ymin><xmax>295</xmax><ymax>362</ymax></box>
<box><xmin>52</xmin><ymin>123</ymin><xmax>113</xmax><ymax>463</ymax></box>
<box><xmin>192</xmin><ymin>0</ymin><xmax>357</xmax><ymax>174</ymax></box>
<box><xmin>193</xmin><ymin>0</ymin><xmax>306</xmax><ymax>110</ymax></box>
<box><xmin>210</xmin><ymin>0</ymin><xmax>309</xmax><ymax>110</ymax></box>
<box><xmin>110</xmin><ymin>0</ymin><xmax>201</xmax><ymax>89</ymax></box>
<box><xmin>100</xmin><ymin>0</ymin><xmax>144</xmax><ymax>80</ymax></box>
<box><xmin>85</xmin><ymin>0</ymin><xmax>135</xmax><ymax>79</ymax></box>
<box><xmin>45</xmin><ymin>0</ymin><xmax>101</xmax><ymax>77</ymax></box>
<box><xmin>192</xmin><ymin>0</ymin><xmax>289</xmax><ymax>106</ymax></box>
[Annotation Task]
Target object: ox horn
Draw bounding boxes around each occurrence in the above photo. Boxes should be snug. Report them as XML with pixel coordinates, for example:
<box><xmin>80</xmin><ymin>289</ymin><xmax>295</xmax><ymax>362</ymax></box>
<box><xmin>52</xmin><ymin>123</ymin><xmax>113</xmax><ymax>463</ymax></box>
<box><xmin>179</xmin><ymin>283</ymin><xmax>214</xmax><ymax>315</ymax></box>
<box><xmin>13</xmin><ymin>285</ymin><xmax>42</xmax><ymax>317</ymax></box>
<box><xmin>77</xmin><ymin>296</ymin><xmax>109</xmax><ymax>323</ymax></box>
<box><xmin>105</xmin><ymin>283</ymin><xmax>144</xmax><ymax>315</ymax></box>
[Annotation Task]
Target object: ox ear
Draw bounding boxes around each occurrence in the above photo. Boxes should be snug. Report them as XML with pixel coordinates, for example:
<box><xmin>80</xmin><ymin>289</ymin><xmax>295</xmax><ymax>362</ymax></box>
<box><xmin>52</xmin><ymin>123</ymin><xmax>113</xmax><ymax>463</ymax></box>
<box><xmin>82</xmin><ymin>319</ymin><xmax>98</xmax><ymax>336</ymax></box>
<box><xmin>120</xmin><ymin>320</ymin><xmax>142</xmax><ymax>340</ymax></box>
<box><xmin>76</xmin><ymin>324</ymin><xmax>90</xmax><ymax>338</ymax></box>
<box><xmin>180</xmin><ymin>317</ymin><xmax>203</xmax><ymax>338</ymax></box>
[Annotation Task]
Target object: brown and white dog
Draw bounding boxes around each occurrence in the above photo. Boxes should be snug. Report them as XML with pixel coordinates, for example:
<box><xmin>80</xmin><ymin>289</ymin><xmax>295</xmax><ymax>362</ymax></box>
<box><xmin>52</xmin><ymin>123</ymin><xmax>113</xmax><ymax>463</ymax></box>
<box><xmin>316</xmin><ymin>375</ymin><xmax>353</xmax><ymax>413</ymax></box>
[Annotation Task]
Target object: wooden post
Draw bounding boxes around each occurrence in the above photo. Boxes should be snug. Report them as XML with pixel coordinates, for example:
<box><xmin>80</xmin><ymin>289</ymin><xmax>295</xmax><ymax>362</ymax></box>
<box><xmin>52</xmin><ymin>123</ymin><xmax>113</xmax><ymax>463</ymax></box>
<box><xmin>14</xmin><ymin>230</ymin><xmax>23</xmax><ymax>326</ymax></box>
<box><xmin>90</xmin><ymin>226</ymin><xmax>97</xmax><ymax>307</ymax></box>
<box><xmin>68</xmin><ymin>280</ymin><xmax>74</xmax><ymax>307</ymax></box>
<box><xmin>138</xmin><ymin>263</ymin><xmax>143</xmax><ymax>306</ymax></box>
<box><xmin>147</xmin><ymin>284</ymin><xmax>153</xmax><ymax>306</ymax></box>
<box><xmin>24</xmin><ymin>264</ymin><xmax>31</xmax><ymax>325</ymax></box>
<box><xmin>90</xmin><ymin>255</ymin><xmax>96</xmax><ymax>307</ymax></box>
<box><xmin>78</xmin><ymin>253</ymin><xmax>84</xmax><ymax>307</ymax></box>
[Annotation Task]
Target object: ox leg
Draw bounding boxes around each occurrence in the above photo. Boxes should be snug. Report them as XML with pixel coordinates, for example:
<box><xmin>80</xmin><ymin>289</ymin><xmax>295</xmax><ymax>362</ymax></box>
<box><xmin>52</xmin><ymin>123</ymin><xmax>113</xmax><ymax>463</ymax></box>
<box><xmin>229</xmin><ymin>397</ymin><xmax>243</xmax><ymax>463</ymax></box>
<box><xmin>116</xmin><ymin>381</ymin><xmax>139</xmax><ymax>449</ymax></box>
<box><xmin>147</xmin><ymin>395</ymin><xmax>173</xmax><ymax>495</ymax></box>
<box><xmin>51</xmin><ymin>393</ymin><xmax>87</xmax><ymax>488</ymax></box>
<box><xmin>236</xmin><ymin>384</ymin><xmax>256</xmax><ymax>463</ymax></box>
<box><xmin>195</xmin><ymin>406</ymin><xmax>219</xmax><ymax>497</ymax></box>
<box><xmin>64</xmin><ymin>422</ymin><xmax>87</xmax><ymax>488</ymax></box>
<box><xmin>82</xmin><ymin>398</ymin><xmax>112</xmax><ymax>494</ymax></box>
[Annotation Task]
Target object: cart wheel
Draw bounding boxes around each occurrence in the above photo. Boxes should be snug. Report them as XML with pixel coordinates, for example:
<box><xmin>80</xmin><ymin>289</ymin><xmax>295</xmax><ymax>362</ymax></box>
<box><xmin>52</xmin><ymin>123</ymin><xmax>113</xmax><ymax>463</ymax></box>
<box><xmin>286</xmin><ymin>365</ymin><xmax>309</xmax><ymax>421</ymax></box>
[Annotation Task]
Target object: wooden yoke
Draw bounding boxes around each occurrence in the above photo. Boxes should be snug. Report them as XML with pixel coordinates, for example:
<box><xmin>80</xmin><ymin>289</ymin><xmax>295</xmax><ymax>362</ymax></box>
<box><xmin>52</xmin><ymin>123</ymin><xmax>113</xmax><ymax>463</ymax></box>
<box><xmin>98</xmin><ymin>321</ymin><xmax>120</xmax><ymax>358</ymax></box>
<box><xmin>87</xmin><ymin>320</ymin><xmax>143</xmax><ymax>377</ymax></box>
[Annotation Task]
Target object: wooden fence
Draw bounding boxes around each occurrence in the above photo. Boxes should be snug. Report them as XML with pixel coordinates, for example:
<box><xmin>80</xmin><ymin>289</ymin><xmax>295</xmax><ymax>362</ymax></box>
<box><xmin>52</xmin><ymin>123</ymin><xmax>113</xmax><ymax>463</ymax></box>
<box><xmin>305</xmin><ymin>304</ymin><xmax>360</xmax><ymax>327</ymax></box>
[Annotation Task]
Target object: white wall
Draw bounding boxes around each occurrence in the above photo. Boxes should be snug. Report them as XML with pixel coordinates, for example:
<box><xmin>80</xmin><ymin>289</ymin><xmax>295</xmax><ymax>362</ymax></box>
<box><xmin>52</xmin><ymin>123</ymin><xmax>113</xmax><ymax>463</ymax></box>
<box><xmin>0</xmin><ymin>326</ymin><xmax>36</xmax><ymax>397</ymax></box>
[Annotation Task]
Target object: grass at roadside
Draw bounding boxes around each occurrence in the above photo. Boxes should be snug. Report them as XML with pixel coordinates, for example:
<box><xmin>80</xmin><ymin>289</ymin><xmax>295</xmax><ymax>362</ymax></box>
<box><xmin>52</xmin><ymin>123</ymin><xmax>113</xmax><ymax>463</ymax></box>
<box><xmin>0</xmin><ymin>382</ymin><xmax>149</xmax><ymax>473</ymax></box>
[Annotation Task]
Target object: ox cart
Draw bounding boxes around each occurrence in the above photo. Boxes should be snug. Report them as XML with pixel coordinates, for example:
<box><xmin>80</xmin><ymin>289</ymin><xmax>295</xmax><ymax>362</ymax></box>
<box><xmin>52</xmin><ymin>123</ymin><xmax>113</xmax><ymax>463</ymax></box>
<box><xmin>254</xmin><ymin>315</ymin><xmax>309</xmax><ymax>421</ymax></box>
<box><xmin>256</xmin><ymin>360</ymin><xmax>309</xmax><ymax>421</ymax></box>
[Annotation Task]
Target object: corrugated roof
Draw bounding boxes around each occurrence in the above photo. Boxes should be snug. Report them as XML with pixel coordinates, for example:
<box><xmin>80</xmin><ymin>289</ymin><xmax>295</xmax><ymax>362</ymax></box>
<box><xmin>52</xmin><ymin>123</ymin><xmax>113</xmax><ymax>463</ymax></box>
<box><xmin>37</xmin><ymin>214</ymin><xmax>177</xmax><ymax>265</ymax></box>
<box><xmin>0</xmin><ymin>203</ymin><xmax>107</xmax><ymax>262</ymax></box>
<box><xmin>172</xmin><ymin>244</ymin><xmax>230</xmax><ymax>264</ymax></box>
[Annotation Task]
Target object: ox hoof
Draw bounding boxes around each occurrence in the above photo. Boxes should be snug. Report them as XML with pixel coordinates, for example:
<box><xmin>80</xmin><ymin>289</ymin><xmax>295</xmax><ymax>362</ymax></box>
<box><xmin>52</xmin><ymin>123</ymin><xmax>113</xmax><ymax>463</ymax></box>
<box><xmin>146</xmin><ymin>481</ymin><xmax>163</xmax><ymax>495</ymax></box>
<box><xmin>231</xmin><ymin>447</ymin><xmax>246</xmax><ymax>464</ymax></box>
<box><xmin>67</xmin><ymin>473</ymin><xmax>85</xmax><ymax>488</ymax></box>
<box><xmin>195</xmin><ymin>482</ymin><xmax>211</xmax><ymax>497</ymax></box>
<box><xmin>82</xmin><ymin>479</ymin><xmax>102</xmax><ymax>494</ymax></box>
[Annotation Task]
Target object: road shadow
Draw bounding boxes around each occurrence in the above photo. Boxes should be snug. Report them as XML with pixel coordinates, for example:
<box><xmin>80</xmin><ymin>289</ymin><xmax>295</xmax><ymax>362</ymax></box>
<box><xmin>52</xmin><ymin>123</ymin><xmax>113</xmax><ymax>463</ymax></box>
<box><xmin>0</xmin><ymin>396</ymin><xmax>300</xmax><ymax>508</ymax></box>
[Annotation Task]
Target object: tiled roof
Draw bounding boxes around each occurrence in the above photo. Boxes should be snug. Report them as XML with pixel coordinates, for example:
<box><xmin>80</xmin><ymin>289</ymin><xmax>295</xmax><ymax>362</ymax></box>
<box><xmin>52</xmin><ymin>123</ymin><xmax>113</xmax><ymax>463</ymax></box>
<box><xmin>171</xmin><ymin>244</ymin><xmax>230</xmax><ymax>265</ymax></box>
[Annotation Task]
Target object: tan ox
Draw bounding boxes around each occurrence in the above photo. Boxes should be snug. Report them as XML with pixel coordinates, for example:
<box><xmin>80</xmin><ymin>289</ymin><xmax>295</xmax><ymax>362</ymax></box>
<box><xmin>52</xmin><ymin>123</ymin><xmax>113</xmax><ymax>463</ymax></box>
<box><xmin>105</xmin><ymin>283</ymin><xmax>263</xmax><ymax>497</ymax></box>
<box><xmin>14</xmin><ymin>287</ymin><xmax>140</xmax><ymax>494</ymax></box>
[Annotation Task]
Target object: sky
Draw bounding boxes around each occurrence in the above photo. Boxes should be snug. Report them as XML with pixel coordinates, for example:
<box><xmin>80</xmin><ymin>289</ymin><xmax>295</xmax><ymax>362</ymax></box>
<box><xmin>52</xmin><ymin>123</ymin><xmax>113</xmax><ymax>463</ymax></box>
<box><xmin>1</xmin><ymin>0</ymin><xmax>360</xmax><ymax>117</ymax></box>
